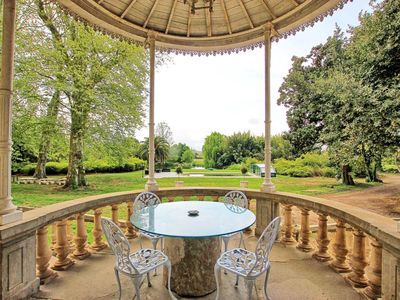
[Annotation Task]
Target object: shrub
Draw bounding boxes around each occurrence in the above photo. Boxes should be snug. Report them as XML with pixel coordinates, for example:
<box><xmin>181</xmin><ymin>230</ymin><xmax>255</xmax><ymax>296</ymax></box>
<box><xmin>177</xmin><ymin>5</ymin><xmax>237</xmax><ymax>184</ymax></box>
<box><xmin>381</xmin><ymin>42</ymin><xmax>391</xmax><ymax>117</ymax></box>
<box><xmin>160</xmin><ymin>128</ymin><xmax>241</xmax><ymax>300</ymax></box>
<box><xmin>46</xmin><ymin>161</ymin><xmax>68</xmax><ymax>175</ymax></box>
<box><xmin>226</xmin><ymin>164</ymin><xmax>242</xmax><ymax>170</ymax></box>
<box><xmin>193</xmin><ymin>158</ymin><xmax>204</xmax><ymax>167</ymax></box>
<box><xmin>321</xmin><ymin>167</ymin><xmax>337</xmax><ymax>178</ymax></box>
<box><xmin>240</xmin><ymin>165</ymin><xmax>248</xmax><ymax>176</ymax></box>
<box><xmin>288</xmin><ymin>166</ymin><xmax>314</xmax><ymax>177</ymax></box>
<box><xmin>273</xmin><ymin>153</ymin><xmax>335</xmax><ymax>178</ymax></box>
<box><xmin>20</xmin><ymin>163</ymin><xmax>36</xmax><ymax>176</ymax></box>
<box><xmin>382</xmin><ymin>164</ymin><xmax>399</xmax><ymax>173</ymax></box>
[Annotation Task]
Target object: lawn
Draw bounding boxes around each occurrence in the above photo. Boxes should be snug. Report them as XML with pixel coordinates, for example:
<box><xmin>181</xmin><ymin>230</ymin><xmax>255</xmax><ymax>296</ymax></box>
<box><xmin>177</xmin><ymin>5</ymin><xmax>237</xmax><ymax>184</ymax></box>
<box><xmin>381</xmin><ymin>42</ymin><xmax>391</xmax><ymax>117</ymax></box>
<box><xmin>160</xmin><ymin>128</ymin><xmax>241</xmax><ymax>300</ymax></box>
<box><xmin>12</xmin><ymin>171</ymin><xmax>375</xmax><ymax>208</ymax></box>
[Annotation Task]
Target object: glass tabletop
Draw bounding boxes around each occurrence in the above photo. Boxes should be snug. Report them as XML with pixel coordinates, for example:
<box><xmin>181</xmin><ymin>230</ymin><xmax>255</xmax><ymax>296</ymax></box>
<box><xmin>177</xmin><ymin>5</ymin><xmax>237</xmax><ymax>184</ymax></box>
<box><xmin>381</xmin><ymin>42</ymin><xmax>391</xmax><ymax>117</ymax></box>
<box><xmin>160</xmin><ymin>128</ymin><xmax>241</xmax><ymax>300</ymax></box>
<box><xmin>130</xmin><ymin>201</ymin><xmax>256</xmax><ymax>238</ymax></box>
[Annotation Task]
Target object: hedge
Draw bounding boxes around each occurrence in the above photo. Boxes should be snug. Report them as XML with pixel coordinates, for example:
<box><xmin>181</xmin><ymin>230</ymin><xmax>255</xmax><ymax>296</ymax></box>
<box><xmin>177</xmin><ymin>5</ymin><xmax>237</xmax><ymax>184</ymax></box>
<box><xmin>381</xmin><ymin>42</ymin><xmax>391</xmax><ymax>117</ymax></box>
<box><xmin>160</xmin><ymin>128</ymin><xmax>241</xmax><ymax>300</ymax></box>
<box><xmin>17</xmin><ymin>157</ymin><xmax>145</xmax><ymax>176</ymax></box>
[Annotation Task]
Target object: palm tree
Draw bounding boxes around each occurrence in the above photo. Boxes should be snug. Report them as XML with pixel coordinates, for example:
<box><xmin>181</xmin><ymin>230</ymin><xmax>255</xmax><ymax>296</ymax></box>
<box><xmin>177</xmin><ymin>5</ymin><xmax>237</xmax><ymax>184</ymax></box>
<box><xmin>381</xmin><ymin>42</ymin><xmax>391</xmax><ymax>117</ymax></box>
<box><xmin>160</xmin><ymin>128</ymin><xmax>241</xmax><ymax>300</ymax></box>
<box><xmin>138</xmin><ymin>136</ymin><xmax>170</xmax><ymax>169</ymax></box>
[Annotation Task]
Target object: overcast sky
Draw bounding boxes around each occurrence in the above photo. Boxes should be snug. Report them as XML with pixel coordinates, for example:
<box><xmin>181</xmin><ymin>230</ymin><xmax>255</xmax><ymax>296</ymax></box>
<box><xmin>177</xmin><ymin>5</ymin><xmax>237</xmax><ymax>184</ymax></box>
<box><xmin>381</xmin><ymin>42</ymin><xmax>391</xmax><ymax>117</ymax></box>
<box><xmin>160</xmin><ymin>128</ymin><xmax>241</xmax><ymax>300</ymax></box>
<box><xmin>137</xmin><ymin>0</ymin><xmax>372</xmax><ymax>151</ymax></box>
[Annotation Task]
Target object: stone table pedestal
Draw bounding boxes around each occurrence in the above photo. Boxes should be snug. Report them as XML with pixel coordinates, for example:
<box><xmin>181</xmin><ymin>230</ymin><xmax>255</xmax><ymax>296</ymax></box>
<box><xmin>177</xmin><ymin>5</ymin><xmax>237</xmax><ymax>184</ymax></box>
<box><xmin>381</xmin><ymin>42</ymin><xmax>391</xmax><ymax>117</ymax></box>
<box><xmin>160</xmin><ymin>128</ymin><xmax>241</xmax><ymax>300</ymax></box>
<box><xmin>163</xmin><ymin>237</ymin><xmax>221</xmax><ymax>297</ymax></box>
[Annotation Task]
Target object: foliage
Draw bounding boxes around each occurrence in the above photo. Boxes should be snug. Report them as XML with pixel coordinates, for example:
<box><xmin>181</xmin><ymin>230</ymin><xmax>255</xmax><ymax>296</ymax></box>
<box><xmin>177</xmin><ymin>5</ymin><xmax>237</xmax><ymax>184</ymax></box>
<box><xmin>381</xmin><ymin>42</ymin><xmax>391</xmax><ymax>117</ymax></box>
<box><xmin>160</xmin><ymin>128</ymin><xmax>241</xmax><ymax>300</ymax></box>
<box><xmin>175</xmin><ymin>165</ymin><xmax>183</xmax><ymax>176</ymax></box>
<box><xmin>278</xmin><ymin>3</ymin><xmax>400</xmax><ymax>184</ymax></box>
<box><xmin>138</xmin><ymin>136</ymin><xmax>170</xmax><ymax>168</ymax></box>
<box><xmin>181</xmin><ymin>149</ymin><xmax>194</xmax><ymax>164</ymax></box>
<box><xmin>240</xmin><ymin>165</ymin><xmax>248</xmax><ymax>176</ymax></box>
<box><xmin>18</xmin><ymin>158</ymin><xmax>145</xmax><ymax>176</ymax></box>
<box><xmin>169</xmin><ymin>143</ymin><xmax>191</xmax><ymax>163</ymax></box>
<box><xmin>202</xmin><ymin>132</ymin><xmax>226</xmax><ymax>168</ymax></box>
<box><xmin>273</xmin><ymin>152</ymin><xmax>336</xmax><ymax>178</ymax></box>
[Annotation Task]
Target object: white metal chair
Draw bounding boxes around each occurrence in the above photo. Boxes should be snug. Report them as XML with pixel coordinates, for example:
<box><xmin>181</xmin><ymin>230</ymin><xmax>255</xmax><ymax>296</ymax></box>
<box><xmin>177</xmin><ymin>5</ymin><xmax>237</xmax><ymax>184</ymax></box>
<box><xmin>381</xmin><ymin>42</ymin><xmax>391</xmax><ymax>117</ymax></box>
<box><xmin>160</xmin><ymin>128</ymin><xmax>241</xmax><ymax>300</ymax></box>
<box><xmin>101</xmin><ymin>218</ymin><xmax>176</xmax><ymax>300</ymax></box>
<box><xmin>133</xmin><ymin>192</ymin><xmax>163</xmax><ymax>251</ymax></box>
<box><xmin>221</xmin><ymin>190</ymin><xmax>249</xmax><ymax>253</ymax></box>
<box><xmin>214</xmin><ymin>217</ymin><xmax>281</xmax><ymax>300</ymax></box>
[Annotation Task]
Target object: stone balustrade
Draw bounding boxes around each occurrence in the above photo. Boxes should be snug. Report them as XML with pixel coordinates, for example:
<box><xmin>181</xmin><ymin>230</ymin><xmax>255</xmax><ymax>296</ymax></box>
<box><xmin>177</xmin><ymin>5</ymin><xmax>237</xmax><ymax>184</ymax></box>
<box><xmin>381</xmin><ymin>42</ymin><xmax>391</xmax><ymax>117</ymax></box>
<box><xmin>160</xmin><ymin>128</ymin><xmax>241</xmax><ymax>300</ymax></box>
<box><xmin>0</xmin><ymin>188</ymin><xmax>399</xmax><ymax>299</ymax></box>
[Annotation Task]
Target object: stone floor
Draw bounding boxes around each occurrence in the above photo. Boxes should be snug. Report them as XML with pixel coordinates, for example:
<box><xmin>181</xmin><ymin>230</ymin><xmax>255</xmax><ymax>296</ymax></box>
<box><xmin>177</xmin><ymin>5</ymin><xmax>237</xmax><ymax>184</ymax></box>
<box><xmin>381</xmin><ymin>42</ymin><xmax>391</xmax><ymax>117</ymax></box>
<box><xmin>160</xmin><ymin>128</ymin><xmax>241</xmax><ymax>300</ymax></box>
<box><xmin>33</xmin><ymin>232</ymin><xmax>364</xmax><ymax>300</ymax></box>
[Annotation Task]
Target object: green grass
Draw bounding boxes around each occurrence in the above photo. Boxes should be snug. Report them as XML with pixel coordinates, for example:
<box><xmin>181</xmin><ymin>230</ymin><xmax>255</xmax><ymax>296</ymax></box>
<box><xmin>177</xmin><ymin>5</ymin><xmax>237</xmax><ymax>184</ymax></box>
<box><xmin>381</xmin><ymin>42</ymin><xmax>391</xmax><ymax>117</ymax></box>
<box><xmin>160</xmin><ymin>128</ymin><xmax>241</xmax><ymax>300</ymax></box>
<box><xmin>12</xmin><ymin>171</ymin><xmax>375</xmax><ymax>208</ymax></box>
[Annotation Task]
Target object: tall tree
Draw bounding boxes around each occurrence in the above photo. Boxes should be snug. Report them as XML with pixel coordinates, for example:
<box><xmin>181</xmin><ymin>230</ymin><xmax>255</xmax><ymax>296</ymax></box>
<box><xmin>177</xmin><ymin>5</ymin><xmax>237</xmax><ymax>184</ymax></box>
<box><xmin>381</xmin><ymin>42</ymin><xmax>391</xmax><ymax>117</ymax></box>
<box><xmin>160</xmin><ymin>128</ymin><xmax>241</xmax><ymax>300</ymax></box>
<box><xmin>202</xmin><ymin>132</ymin><xmax>226</xmax><ymax>168</ymax></box>
<box><xmin>15</xmin><ymin>1</ymin><xmax>150</xmax><ymax>188</ymax></box>
<box><xmin>138</xmin><ymin>137</ymin><xmax>170</xmax><ymax>169</ymax></box>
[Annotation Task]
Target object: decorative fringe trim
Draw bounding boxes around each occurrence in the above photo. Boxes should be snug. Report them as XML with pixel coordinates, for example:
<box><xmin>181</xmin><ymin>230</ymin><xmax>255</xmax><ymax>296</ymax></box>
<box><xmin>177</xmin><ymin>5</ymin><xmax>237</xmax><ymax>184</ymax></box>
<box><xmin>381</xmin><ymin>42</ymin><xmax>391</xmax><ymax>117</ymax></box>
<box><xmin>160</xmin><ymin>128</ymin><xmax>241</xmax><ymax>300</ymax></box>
<box><xmin>54</xmin><ymin>0</ymin><xmax>352</xmax><ymax>56</ymax></box>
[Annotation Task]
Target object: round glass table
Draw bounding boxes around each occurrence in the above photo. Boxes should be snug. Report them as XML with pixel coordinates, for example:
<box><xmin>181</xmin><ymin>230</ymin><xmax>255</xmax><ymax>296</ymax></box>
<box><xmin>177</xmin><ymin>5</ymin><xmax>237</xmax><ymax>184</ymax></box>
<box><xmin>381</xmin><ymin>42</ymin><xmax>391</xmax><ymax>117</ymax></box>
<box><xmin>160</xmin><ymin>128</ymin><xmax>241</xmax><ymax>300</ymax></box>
<box><xmin>131</xmin><ymin>201</ymin><xmax>256</xmax><ymax>296</ymax></box>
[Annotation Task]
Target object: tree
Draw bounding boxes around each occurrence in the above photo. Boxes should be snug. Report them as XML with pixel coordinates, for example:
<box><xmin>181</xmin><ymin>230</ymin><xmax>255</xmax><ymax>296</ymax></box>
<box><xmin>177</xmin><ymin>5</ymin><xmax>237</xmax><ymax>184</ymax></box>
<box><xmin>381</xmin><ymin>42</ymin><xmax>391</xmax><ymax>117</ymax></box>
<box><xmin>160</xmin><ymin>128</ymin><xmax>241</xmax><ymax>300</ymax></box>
<box><xmin>138</xmin><ymin>137</ymin><xmax>170</xmax><ymax>169</ymax></box>
<box><xmin>202</xmin><ymin>132</ymin><xmax>226</xmax><ymax>168</ymax></box>
<box><xmin>156</xmin><ymin>122</ymin><xmax>173</xmax><ymax>145</ymax></box>
<box><xmin>15</xmin><ymin>1</ymin><xmax>150</xmax><ymax>188</ymax></box>
<box><xmin>169</xmin><ymin>143</ymin><xmax>190</xmax><ymax>163</ymax></box>
<box><xmin>181</xmin><ymin>149</ymin><xmax>194</xmax><ymax>164</ymax></box>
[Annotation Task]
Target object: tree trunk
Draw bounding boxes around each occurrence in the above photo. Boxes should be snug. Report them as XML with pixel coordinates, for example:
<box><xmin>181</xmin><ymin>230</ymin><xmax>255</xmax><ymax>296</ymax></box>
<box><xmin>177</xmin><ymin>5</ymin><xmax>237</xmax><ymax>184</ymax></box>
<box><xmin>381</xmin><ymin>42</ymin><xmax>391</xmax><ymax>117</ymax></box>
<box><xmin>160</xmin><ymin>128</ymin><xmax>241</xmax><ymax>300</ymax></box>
<box><xmin>342</xmin><ymin>164</ymin><xmax>355</xmax><ymax>185</ymax></box>
<box><xmin>65</xmin><ymin>103</ymin><xmax>88</xmax><ymax>189</ymax></box>
<box><xmin>33</xmin><ymin>90</ymin><xmax>60</xmax><ymax>179</ymax></box>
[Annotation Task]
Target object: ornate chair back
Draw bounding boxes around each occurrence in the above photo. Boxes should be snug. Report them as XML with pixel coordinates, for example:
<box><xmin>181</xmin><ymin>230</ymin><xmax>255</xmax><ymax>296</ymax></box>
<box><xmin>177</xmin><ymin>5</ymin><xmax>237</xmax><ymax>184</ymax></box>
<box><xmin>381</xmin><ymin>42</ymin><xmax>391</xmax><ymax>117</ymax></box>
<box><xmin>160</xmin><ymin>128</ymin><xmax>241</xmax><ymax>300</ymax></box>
<box><xmin>133</xmin><ymin>192</ymin><xmax>161</xmax><ymax>211</ymax></box>
<box><xmin>101</xmin><ymin>218</ymin><xmax>139</xmax><ymax>275</ymax></box>
<box><xmin>249</xmin><ymin>217</ymin><xmax>281</xmax><ymax>275</ymax></box>
<box><xmin>223</xmin><ymin>190</ymin><xmax>248</xmax><ymax>213</ymax></box>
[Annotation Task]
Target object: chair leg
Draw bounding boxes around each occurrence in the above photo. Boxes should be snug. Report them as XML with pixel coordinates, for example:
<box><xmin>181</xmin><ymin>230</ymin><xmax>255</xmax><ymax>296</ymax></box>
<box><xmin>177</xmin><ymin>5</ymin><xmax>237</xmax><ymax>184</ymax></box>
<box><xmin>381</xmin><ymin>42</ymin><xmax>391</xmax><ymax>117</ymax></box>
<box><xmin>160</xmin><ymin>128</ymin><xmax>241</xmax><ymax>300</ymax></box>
<box><xmin>235</xmin><ymin>275</ymin><xmax>239</xmax><ymax>287</ymax></box>
<box><xmin>244</xmin><ymin>279</ymin><xmax>255</xmax><ymax>300</ymax></box>
<box><xmin>114</xmin><ymin>268</ymin><xmax>122</xmax><ymax>300</ymax></box>
<box><xmin>152</xmin><ymin>239</ymin><xmax>158</xmax><ymax>275</ymax></box>
<box><xmin>132</xmin><ymin>276</ymin><xmax>142</xmax><ymax>300</ymax></box>
<box><xmin>222</xmin><ymin>236</ymin><xmax>229</xmax><ymax>274</ymax></box>
<box><xmin>139</xmin><ymin>235</ymin><xmax>143</xmax><ymax>249</ymax></box>
<box><xmin>146</xmin><ymin>272</ymin><xmax>152</xmax><ymax>287</ymax></box>
<box><xmin>239</xmin><ymin>232</ymin><xmax>247</xmax><ymax>250</ymax></box>
<box><xmin>214</xmin><ymin>265</ymin><xmax>222</xmax><ymax>300</ymax></box>
<box><xmin>264</xmin><ymin>266</ymin><xmax>271</xmax><ymax>300</ymax></box>
<box><xmin>166</xmin><ymin>260</ymin><xmax>177</xmax><ymax>300</ymax></box>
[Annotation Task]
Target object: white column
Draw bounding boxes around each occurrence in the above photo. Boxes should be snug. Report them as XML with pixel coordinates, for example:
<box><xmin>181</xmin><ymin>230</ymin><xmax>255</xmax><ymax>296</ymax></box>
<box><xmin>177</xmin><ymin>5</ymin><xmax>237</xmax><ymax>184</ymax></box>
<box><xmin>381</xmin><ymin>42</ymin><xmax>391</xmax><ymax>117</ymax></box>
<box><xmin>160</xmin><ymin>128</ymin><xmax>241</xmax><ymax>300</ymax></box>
<box><xmin>0</xmin><ymin>0</ymin><xmax>22</xmax><ymax>224</ymax></box>
<box><xmin>260</xmin><ymin>23</ymin><xmax>275</xmax><ymax>192</ymax></box>
<box><xmin>145</xmin><ymin>32</ymin><xmax>158</xmax><ymax>191</ymax></box>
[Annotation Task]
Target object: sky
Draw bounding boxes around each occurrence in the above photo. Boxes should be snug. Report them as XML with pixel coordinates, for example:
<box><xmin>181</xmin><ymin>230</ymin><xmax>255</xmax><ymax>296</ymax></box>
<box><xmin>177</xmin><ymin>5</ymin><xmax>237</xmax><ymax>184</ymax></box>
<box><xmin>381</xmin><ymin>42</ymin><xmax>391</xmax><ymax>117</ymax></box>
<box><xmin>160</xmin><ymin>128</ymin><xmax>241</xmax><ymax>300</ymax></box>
<box><xmin>137</xmin><ymin>0</ymin><xmax>373</xmax><ymax>151</ymax></box>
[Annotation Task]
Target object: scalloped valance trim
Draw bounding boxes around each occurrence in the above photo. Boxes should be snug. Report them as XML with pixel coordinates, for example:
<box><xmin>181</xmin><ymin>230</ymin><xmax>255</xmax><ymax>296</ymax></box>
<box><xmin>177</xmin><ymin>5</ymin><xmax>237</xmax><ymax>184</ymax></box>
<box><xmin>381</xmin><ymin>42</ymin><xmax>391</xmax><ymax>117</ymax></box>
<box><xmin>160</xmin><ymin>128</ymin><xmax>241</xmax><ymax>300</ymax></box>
<box><xmin>54</xmin><ymin>0</ymin><xmax>352</xmax><ymax>56</ymax></box>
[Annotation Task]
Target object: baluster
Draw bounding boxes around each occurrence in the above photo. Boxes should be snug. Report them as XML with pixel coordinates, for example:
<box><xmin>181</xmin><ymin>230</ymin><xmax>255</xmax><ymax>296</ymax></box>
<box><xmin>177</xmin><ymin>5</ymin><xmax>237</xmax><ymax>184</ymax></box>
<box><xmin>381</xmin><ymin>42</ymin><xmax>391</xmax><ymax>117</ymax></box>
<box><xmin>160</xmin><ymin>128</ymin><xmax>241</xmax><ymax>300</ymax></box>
<box><xmin>36</xmin><ymin>226</ymin><xmax>58</xmax><ymax>284</ymax></box>
<box><xmin>297</xmin><ymin>208</ymin><xmax>312</xmax><ymax>252</ymax></box>
<box><xmin>184</xmin><ymin>196</ymin><xmax>191</xmax><ymax>201</ymax></box>
<box><xmin>363</xmin><ymin>238</ymin><xmax>382</xmax><ymax>299</ymax></box>
<box><xmin>346</xmin><ymin>229</ymin><xmax>368</xmax><ymax>287</ymax></box>
<box><xmin>312</xmin><ymin>213</ymin><xmax>331</xmax><ymax>261</ymax></box>
<box><xmin>212</xmin><ymin>196</ymin><xmax>219</xmax><ymax>202</ymax></box>
<box><xmin>51</xmin><ymin>223</ymin><xmax>57</xmax><ymax>254</ymax></box>
<box><xmin>73</xmin><ymin>212</ymin><xmax>91</xmax><ymax>259</ymax></box>
<box><xmin>197</xmin><ymin>195</ymin><xmax>205</xmax><ymax>201</ymax></box>
<box><xmin>125</xmin><ymin>202</ymin><xmax>137</xmax><ymax>239</ymax></box>
<box><xmin>67</xmin><ymin>219</ymin><xmax>74</xmax><ymax>249</ymax></box>
<box><xmin>281</xmin><ymin>205</ymin><xmax>295</xmax><ymax>244</ymax></box>
<box><xmin>111</xmin><ymin>204</ymin><xmax>120</xmax><ymax>226</ymax></box>
<box><xmin>168</xmin><ymin>197</ymin><xmax>174</xmax><ymax>202</ymax></box>
<box><xmin>52</xmin><ymin>220</ymin><xmax>75</xmax><ymax>270</ymax></box>
<box><xmin>91</xmin><ymin>208</ymin><xmax>107</xmax><ymax>251</ymax></box>
<box><xmin>330</xmin><ymin>219</ymin><xmax>350</xmax><ymax>272</ymax></box>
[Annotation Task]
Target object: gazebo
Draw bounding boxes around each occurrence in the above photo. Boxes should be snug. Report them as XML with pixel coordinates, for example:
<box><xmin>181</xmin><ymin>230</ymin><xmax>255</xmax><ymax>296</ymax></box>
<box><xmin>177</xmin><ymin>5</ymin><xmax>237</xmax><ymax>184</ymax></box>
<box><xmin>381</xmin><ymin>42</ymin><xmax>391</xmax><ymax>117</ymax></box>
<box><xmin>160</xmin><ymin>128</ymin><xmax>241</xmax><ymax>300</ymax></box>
<box><xmin>0</xmin><ymin>0</ymin><xmax>399</xmax><ymax>299</ymax></box>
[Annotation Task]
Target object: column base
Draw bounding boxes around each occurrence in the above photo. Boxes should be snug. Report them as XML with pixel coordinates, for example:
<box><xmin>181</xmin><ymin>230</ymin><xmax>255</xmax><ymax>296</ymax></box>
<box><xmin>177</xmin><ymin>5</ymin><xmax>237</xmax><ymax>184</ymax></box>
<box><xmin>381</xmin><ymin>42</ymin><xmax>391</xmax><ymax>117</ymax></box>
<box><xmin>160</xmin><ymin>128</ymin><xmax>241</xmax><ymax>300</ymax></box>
<box><xmin>260</xmin><ymin>182</ymin><xmax>275</xmax><ymax>193</ymax></box>
<box><xmin>0</xmin><ymin>209</ymin><xmax>22</xmax><ymax>225</ymax></box>
<box><xmin>329</xmin><ymin>261</ymin><xmax>351</xmax><ymax>273</ymax></box>
<box><xmin>145</xmin><ymin>182</ymin><xmax>159</xmax><ymax>191</ymax></box>
<box><xmin>312</xmin><ymin>252</ymin><xmax>331</xmax><ymax>262</ymax></box>
<box><xmin>72</xmin><ymin>249</ymin><xmax>91</xmax><ymax>260</ymax></box>
<box><xmin>38</xmin><ymin>269</ymin><xmax>58</xmax><ymax>285</ymax></box>
<box><xmin>345</xmin><ymin>273</ymin><xmax>368</xmax><ymax>288</ymax></box>
<box><xmin>51</xmin><ymin>258</ymin><xmax>75</xmax><ymax>271</ymax></box>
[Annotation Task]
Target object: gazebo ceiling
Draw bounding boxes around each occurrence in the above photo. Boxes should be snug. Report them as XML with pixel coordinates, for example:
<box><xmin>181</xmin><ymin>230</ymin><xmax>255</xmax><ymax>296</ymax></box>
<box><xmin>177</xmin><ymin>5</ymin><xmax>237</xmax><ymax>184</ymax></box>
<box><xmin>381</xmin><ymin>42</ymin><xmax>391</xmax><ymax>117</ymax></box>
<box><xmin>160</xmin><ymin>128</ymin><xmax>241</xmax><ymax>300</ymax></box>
<box><xmin>58</xmin><ymin>0</ymin><xmax>350</xmax><ymax>54</ymax></box>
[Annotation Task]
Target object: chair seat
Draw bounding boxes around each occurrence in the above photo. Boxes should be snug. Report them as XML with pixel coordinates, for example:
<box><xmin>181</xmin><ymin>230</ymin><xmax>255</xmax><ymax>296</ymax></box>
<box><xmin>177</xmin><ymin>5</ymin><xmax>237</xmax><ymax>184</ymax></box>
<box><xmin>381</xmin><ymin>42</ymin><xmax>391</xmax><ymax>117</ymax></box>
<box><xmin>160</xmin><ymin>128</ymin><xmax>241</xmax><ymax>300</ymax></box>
<box><xmin>118</xmin><ymin>248</ymin><xmax>168</xmax><ymax>275</ymax></box>
<box><xmin>140</xmin><ymin>230</ymin><xmax>162</xmax><ymax>240</ymax></box>
<box><xmin>217</xmin><ymin>248</ymin><xmax>265</xmax><ymax>277</ymax></box>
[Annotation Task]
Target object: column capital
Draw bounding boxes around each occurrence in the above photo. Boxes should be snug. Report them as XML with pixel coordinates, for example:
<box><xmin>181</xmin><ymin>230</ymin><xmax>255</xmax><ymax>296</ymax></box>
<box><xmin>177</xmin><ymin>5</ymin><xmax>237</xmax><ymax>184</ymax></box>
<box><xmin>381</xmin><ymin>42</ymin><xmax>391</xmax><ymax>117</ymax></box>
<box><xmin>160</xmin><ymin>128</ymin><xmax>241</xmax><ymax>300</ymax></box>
<box><xmin>145</xmin><ymin>30</ymin><xmax>157</xmax><ymax>47</ymax></box>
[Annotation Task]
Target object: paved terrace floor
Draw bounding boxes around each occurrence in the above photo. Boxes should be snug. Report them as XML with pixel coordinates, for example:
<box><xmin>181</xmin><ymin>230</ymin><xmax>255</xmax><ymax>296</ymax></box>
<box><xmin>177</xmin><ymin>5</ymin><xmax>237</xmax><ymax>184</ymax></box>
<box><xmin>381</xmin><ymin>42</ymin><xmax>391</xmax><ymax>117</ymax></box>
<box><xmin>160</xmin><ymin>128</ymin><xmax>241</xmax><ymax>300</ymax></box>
<box><xmin>33</xmin><ymin>232</ymin><xmax>363</xmax><ymax>300</ymax></box>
